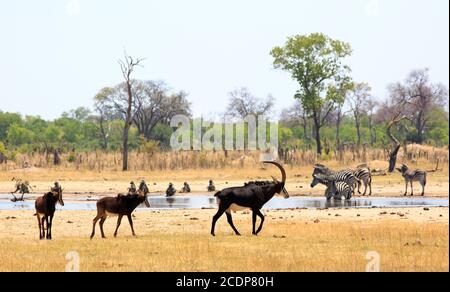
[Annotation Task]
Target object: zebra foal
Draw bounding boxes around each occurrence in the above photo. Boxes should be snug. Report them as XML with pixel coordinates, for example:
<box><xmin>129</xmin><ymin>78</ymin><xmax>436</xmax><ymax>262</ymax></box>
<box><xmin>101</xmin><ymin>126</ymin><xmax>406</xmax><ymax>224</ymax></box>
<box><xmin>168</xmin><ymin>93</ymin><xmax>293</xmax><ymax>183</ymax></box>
<box><xmin>311</xmin><ymin>164</ymin><xmax>359</xmax><ymax>195</ymax></box>
<box><xmin>312</xmin><ymin>173</ymin><xmax>353</xmax><ymax>200</ymax></box>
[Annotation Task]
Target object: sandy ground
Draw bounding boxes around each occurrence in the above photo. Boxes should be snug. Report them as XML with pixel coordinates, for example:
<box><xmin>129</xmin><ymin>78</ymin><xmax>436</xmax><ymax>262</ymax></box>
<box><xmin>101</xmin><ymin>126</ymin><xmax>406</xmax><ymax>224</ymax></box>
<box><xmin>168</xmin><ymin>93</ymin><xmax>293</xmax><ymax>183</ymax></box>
<box><xmin>1</xmin><ymin>207</ymin><xmax>448</xmax><ymax>240</ymax></box>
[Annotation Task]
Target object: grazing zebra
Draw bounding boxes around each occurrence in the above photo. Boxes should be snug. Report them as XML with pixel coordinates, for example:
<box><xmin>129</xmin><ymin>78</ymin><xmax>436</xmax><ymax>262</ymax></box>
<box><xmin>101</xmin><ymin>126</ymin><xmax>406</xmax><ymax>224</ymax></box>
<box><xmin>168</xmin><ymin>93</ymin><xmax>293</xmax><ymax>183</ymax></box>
<box><xmin>396</xmin><ymin>164</ymin><xmax>427</xmax><ymax>196</ymax></box>
<box><xmin>354</xmin><ymin>164</ymin><xmax>372</xmax><ymax>196</ymax></box>
<box><xmin>312</xmin><ymin>173</ymin><xmax>353</xmax><ymax>200</ymax></box>
<box><xmin>311</xmin><ymin>165</ymin><xmax>359</xmax><ymax>195</ymax></box>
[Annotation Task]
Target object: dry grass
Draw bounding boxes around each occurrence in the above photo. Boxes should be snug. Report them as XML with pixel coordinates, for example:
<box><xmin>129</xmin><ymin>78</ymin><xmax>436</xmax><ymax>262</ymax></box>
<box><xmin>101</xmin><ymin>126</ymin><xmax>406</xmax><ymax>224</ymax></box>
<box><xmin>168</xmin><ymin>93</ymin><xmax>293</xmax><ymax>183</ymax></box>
<box><xmin>0</xmin><ymin>208</ymin><xmax>448</xmax><ymax>272</ymax></box>
<box><xmin>2</xmin><ymin>144</ymin><xmax>448</xmax><ymax>172</ymax></box>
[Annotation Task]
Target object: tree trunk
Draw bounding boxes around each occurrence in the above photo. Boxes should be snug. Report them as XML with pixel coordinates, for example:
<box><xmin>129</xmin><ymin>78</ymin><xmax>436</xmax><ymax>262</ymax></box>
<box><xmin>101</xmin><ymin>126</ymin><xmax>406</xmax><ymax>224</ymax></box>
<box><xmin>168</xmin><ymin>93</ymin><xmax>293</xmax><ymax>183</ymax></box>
<box><xmin>122</xmin><ymin>80</ymin><xmax>133</xmax><ymax>171</ymax></box>
<box><xmin>53</xmin><ymin>149</ymin><xmax>61</xmax><ymax>166</ymax></box>
<box><xmin>336</xmin><ymin>113</ymin><xmax>341</xmax><ymax>149</ymax></box>
<box><xmin>355</xmin><ymin>115</ymin><xmax>361</xmax><ymax>148</ymax></box>
<box><xmin>388</xmin><ymin>144</ymin><xmax>401</xmax><ymax>173</ymax></box>
<box><xmin>99</xmin><ymin>117</ymin><xmax>108</xmax><ymax>150</ymax></box>
<box><xmin>368</xmin><ymin>116</ymin><xmax>375</xmax><ymax>147</ymax></box>
<box><xmin>413</xmin><ymin>108</ymin><xmax>426</xmax><ymax>144</ymax></box>
<box><xmin>387</xmin><ymin>116</ymin><xmax>407</xmax><ymax>173</ymax></box>
<box><xmin>314</xmin><ymin>123</ymin><xmax>322</xmax><ymax>155</ymax></box>
<box><xmin>122</xmin><ymin>126</ymin><xmax>129</xmax><ymax>171</ymax></box>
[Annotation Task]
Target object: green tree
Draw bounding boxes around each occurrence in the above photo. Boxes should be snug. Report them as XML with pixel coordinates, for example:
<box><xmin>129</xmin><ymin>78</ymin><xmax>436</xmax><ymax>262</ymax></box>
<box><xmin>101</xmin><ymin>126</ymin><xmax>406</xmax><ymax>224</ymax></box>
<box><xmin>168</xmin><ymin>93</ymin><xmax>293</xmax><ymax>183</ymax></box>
<box><xmin>0</xmin><ymin>112</ymin><xmax>22</xmax><ymax>140</ymax></box>
<box><xmin>44</xmin><ymin>125</ymin><xmax>62</xmax><ymax>144</ymax></box>
<box><xmin>271</xmin><ymin>33</ymin><xmax>353</xmax><ymax>154</ymax></box>
<box><xmin>7</xmin><ymin>123</ymin><xmax>34</xmax><ymax>146</ymax></box>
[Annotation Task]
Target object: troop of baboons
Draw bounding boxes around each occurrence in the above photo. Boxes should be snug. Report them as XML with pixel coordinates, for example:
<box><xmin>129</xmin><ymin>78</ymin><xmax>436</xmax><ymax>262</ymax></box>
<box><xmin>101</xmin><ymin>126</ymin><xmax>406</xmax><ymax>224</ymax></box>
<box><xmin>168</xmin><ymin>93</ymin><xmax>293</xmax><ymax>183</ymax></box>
<box><xmin>7</xmin><ymin>162</ymin><xmax>428</xmax><ymax>240</ymax></box>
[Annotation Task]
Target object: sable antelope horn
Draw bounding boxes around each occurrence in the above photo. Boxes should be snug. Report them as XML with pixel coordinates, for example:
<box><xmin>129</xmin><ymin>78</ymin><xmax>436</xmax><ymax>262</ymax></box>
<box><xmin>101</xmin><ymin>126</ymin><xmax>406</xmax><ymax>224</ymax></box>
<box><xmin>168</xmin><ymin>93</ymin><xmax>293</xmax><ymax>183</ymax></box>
<box><xmin>263</xmin><ymin>161</ymin><xmax>286</xmax><ymax>183</ymax></box>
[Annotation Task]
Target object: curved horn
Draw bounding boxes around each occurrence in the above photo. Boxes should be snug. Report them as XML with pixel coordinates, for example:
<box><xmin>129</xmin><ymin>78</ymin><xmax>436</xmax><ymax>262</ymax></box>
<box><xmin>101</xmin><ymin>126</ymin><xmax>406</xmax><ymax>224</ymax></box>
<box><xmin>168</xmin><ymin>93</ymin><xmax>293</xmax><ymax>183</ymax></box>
<box><xmin>263</xmin><ymin>161</ymin><xmax>286</xmax><ymax>183</ymax></box>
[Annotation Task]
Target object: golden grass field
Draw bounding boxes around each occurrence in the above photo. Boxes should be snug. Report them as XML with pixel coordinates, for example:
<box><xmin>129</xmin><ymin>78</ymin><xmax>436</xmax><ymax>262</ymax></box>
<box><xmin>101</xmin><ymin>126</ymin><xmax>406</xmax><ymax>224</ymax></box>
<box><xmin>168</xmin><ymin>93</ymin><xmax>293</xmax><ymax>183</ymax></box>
<box><xmin>0</xmin><ymin>146</ymin><xmax>448</xmax><ymax>272</ymax></box>
<box><xmin>0</xmin><ymin>208</ymin><xmax>448</xmax><ymax>272</ymax></box>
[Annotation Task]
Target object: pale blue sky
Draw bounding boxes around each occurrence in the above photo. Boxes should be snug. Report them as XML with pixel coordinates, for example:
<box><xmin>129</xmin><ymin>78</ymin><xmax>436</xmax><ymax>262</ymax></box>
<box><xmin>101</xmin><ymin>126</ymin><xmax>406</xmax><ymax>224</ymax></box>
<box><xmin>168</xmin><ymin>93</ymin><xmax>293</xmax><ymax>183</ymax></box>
<box><xmin>0</xmin><ymin>0</ymin><xmax>448</xmax><ymax>120</ymax></box>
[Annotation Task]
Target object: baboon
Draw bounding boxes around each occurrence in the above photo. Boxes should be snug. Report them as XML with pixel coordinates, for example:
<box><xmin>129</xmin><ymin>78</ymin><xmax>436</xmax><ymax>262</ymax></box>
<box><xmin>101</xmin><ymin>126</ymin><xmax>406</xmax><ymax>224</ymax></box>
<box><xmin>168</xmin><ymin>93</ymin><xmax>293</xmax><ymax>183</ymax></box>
<box><xmin>128</xmin><ymin>181</ymin><xmax>137</xmax><ymax>195</ymax></box>
<box><xmin>181</xmin><ymin>182</ymin><xmax>191</xmax><ymax>193</ymax></box>
<box><xmin>11</xmin><ymin>178</ymin><xmax>32</xmax><ymax>202</ymax></box>
<box><xmin>207</xmin><ymin>180</ymin><xmax>216</xmax><ymax>192</ymax></box>
<box><xmin>166</xmin><ymin>183</ymin><xmax>176</xmax><ymax>197</ymax></box>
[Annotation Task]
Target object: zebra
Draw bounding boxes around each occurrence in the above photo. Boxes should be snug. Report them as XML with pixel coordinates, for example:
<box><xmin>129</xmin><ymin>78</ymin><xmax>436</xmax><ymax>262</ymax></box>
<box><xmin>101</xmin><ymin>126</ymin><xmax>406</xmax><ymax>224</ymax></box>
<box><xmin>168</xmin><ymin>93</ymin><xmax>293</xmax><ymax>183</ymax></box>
<box><xmin>312</xmin><ymin>173</ymin><xmax>353</xmax><ymax>200</ymax></box>
<box><xmin>311</xmin><ymin>165</ymin><xmax>359</xmax><ymax>195</ymax></box>
<box><xmin>396</xmin><ymin>164</ymin><xmax>427</xmax><ymax>196</ymax></box>
<box><xmin>354</xmin><ymin>164</ymin><xmax>372</xmax><ymax>196</ymax></box>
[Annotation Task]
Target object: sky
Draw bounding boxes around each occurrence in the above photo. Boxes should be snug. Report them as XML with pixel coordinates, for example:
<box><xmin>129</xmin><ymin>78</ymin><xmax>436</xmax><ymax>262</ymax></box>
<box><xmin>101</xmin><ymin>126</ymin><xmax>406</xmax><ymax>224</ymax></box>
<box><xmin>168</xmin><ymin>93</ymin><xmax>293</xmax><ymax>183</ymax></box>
<box><xmin>0</xmin><ymin>0</ymin><xmax>448</xmax><ymax>120</ymax></box>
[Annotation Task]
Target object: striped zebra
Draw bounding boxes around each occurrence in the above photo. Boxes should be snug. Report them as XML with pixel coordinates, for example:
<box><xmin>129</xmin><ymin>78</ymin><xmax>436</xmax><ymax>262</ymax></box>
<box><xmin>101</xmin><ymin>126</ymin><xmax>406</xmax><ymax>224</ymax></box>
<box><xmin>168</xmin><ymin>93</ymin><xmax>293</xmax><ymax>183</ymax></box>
<box><xmin>311</xmin><ymin>165</ymin><xmax>359</xmax><ymax>195</ymax></box>
<box><xmin>354</xmin><ymin>164</ymin><xmax>372</xmax><ymax>196</ymax></box>
<box><xmin>396</xmin><ymin>164</ymin><xmax>427</xmax><ymax>196</ymax></box>
<box><xmin>312</xmin><ymin>173</ymin><xmax>353</xmax><ymax>200</ymax></box>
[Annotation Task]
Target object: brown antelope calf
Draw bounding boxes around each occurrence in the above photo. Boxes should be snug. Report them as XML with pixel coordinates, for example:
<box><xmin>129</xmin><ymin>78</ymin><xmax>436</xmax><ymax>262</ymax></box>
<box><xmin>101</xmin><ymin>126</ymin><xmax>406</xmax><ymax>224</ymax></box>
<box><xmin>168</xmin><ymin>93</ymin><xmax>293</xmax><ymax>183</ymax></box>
<box><xmin>34</xmin><ymin>184</ymin><xmax>64</xmax><ymax>240</ymax></box>
<box><xmin>90</xmin><ymin>190</ymin><xmax>150</xmax><ymax>239</ymax></box>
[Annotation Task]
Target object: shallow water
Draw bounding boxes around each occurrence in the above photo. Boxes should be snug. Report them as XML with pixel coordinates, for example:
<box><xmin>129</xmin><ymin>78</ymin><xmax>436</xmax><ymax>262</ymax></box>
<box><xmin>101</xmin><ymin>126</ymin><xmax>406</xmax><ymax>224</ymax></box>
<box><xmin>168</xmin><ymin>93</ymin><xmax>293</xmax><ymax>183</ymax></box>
<box><xmin>0</xmin><ymin>195</ymin><xmax>447</xmax><ymax>211</ymax></box>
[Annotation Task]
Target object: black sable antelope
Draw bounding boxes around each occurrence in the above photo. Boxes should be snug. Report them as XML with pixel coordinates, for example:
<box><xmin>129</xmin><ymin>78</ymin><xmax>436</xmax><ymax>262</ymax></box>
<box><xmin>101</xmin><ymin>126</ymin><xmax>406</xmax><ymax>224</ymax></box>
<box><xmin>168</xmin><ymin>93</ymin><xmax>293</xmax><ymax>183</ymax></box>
<box><xmin>34</xmin><ymin>184</ymin><xmax>64</xmax><ymax>240</ymax></box>
<box><xmin>211</xmin><ymin>161</ymin><xmax>289</xmax><ymax>237</ymax></box>
<box><xmin>90</xmin><ymin>189</ymin><xmax>150</xmax><ymax>239</ymax></box>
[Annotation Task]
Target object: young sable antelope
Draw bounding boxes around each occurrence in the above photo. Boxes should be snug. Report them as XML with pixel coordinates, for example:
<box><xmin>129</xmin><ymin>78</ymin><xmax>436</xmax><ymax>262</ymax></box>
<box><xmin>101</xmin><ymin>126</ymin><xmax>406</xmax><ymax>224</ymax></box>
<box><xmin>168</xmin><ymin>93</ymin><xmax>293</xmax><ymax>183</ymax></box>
<box><xmin>34</xmin><ymin>182</ymin><xmax>64</xmax><ymax>240</ymax></box>
<box><xmin>90</xmin><ymin>189</ymin><xmax>150</xmax><ymax>239</ymax></box>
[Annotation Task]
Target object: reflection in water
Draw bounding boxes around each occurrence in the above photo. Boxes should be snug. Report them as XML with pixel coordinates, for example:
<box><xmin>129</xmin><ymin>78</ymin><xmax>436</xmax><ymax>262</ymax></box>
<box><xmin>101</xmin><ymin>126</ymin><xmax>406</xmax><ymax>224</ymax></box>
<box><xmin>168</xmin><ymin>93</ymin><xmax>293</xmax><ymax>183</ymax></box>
<box><xmin>0</xmin><ymin>196</ymin><xmax>447</xmax><ymax>211</ymax></box>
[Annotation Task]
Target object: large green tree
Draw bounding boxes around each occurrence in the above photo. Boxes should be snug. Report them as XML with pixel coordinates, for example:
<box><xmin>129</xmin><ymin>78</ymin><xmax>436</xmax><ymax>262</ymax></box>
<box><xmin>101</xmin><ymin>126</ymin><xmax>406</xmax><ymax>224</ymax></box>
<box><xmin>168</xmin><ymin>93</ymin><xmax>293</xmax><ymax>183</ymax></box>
<box><xmin>271</xmin><ymin>33</ymin><xmax>353</xmax><ymax>154</ymax></box>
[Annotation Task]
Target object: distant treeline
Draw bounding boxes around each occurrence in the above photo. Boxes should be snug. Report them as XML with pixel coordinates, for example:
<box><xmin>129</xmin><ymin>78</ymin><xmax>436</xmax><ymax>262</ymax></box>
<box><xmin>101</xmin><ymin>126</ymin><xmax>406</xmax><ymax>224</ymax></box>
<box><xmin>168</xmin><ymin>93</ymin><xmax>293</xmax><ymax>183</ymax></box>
<box><xmin>0</xmin><ymin>102</ymin><xmax>447</xmax><ymax>162</ymax></box>
<box><xmin>1</xmin><ymin>33</ymin><xmax>449</xmax><ymax>163</ymax></box>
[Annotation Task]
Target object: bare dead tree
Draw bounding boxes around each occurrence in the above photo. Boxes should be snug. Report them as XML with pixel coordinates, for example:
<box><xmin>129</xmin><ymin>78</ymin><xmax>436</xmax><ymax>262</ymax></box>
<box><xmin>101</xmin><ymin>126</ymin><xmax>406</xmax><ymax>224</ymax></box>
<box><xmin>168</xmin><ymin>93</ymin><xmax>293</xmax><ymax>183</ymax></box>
<box><xmin>94</xmin><ymin>87</ymin><xmax>115</xmax><ymax>150</ymax></box>
<box><xmin>365</xmin><ymin>99</ymin><xmax>379</xmax><ymax>147</ymax></box>
<box><xmin>132</xmin><ymin>81</ymin><xmax>191</xmax><ymax>140</ymax></box>
<box><xmin>401</xmin><ymin>69</ymin><xmax>448</xmax><ymax>144</ymax></box>
<box><xmin>280</xmin><ymin>99</ymin><xmax>311</xmax><ymax>142</ymax></box>
<box><xmin>330</xmin><ymin>102</ymin><xmax>350</xmax><ymax>155</ymax></box>
<box><xmin>383</xmin><ymin>83</ymin><xmax>413</xmax><ymax>172</ymax></box>
<box><xmin>227</xmin><ymin>87</ymin><xmax>275</xmax><ymax>119</ymax></box>
<box><xmin>348</xmin><ymin>83</ymin><xmax>372</xmax><ymax>149</ymax></box>
<box><xmin>118</xmin><ymin>53</ymin><xmax>145</xmax><ymax>171</ymax></box>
